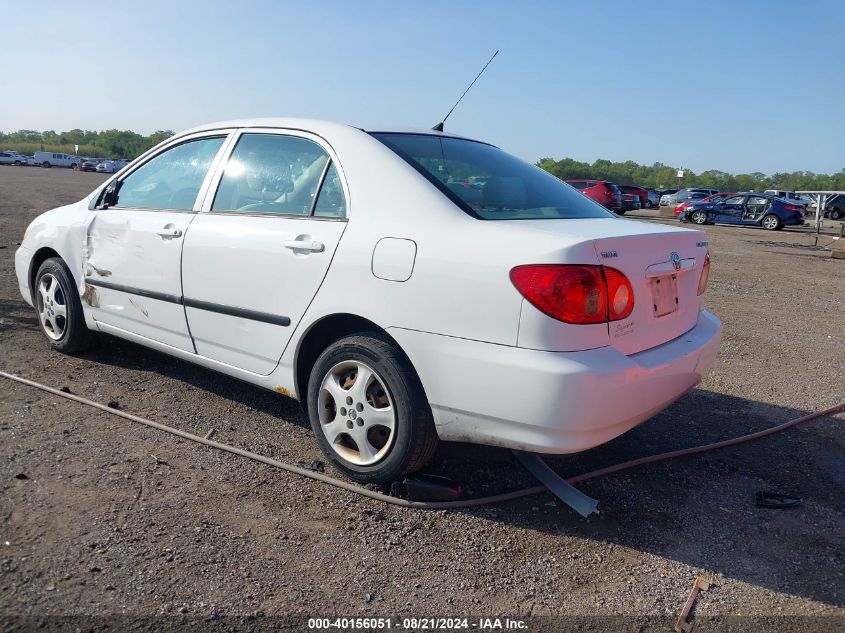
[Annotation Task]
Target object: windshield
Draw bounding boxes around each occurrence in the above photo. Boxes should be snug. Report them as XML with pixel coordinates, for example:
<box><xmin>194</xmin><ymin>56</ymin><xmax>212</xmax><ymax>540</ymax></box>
<box><xmin>371</xmin><ymin>133</ymin><xmax>614</xmax><ymax>220</ymax></box>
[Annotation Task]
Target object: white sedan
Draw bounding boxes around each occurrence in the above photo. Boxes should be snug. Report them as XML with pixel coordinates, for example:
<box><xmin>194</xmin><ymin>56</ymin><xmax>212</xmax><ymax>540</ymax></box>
<box><xmin>14</xmin><ymin>118</ymin><xmax>721</xmax><ymax>482</ymax></box>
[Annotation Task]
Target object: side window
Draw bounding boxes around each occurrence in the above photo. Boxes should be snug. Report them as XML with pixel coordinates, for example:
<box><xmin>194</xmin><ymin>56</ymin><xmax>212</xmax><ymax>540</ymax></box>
<box><xmin>114</xmin><ymin>137</ymin><xmax>224</xmax><ymax>211</ymax></box>
<box><xmin>747</xmin><ymin>196</ymin><xmax>768</xmax><ymax>206</ymax></box>
<box><xmin>212</xmin><ymin>133</ymin><xmax>328</xmax><ymax>215</ymax></box>
<box><xmin>723</xmin><ymin>195</ymin><xmax>745</xmax><ymax>205</ymax></box>
<box><xmin>313</xmin><ymin>162</ymin><xmax>347</xmax><ymax>218</ymax></box>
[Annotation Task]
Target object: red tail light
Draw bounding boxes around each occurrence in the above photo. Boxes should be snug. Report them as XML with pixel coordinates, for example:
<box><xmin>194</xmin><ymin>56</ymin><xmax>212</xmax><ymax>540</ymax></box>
<box><xmin>510</xmin><ymin>264</ymin><xmax>634</xmax><ymax>324</ymax></box>
<box><xmin>783</xmin><ymin>204</ymin><xmax>802</xmax><ymax>211</ymax></box>
<box><xmin>697</xmin><ymin>251</ymin><xmax>711</xmax><ymax>296</ymax></box>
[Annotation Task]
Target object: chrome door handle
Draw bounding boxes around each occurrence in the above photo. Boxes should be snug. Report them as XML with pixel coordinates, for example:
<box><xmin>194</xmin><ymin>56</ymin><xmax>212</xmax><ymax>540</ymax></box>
<box><xmin>284</xmin><ymin>239</ymin><xmax>324</xmax><ymax>252</ymax></box>
<box><xmin>156</xmin><ymin>228</ymin><xmax>183</xmax><ymax>238</ymax></box>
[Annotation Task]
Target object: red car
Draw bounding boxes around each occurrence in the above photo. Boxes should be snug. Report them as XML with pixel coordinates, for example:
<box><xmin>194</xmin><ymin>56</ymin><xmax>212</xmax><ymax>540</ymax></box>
<box><xmin>618</xmin><ymin>185</ymin><xmax>650</xmax><ymax>208</ymax></box>
<box><xmin>564</xmin><ymin>179</ymin><xmax>623</xmax><ymax>213</ymax></box>
<box><xmin>675</xmin><ymin>192</ymin><xmax>736</xmax><ymax>216</ymax></box>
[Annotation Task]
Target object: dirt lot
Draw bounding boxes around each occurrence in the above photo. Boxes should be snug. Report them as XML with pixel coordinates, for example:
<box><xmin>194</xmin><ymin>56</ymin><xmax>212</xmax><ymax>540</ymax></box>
<box><xmin>1</xmin><ymin>166</ymin><xmax>843</xmax><ymax>630</ymax></box>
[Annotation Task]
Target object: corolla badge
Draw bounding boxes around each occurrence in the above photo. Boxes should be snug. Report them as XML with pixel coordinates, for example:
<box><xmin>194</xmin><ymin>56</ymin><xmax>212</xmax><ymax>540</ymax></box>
<box><xmin>670</xmin><ymin>251</ymin><xmax>682</xmax><ymax>270</ymax></box>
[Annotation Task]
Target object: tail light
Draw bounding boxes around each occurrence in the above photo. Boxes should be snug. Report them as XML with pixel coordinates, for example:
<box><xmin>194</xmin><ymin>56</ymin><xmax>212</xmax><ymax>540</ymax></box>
<box><xmin>697</xmin><ymin>251</ymin><xmax>711</xmax><ymax>296</ymax></box>
<box><xmin>510</xmin><ymin>264</ymin><xmax>634</xmax><ymax>324</ymax></box>
<box><xmin>783</xmin><ymin>204</ymin><xmax>802</xmax><ymax>211</ymax></box>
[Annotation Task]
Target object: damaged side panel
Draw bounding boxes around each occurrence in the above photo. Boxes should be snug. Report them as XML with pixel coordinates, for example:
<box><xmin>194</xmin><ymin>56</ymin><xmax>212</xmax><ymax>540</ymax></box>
<box><xmin>82</xmin><ymin>210</ymin><xmax>196</xmax><ymax>352</ymax></box>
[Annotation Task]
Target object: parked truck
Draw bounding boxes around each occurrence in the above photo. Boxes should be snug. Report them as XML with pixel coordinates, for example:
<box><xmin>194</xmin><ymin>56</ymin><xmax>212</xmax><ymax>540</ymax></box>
<box><xmin>33</xmin><ymin>151</ymin><xmax>80</xmax><ymax>168</ymax></box>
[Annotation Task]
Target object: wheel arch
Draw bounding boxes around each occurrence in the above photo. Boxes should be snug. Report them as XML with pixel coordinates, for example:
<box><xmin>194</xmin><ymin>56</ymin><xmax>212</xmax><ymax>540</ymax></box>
<box><xmin>293</xmin><ymin>313</ymin><xmax>424</xmax><ymax>408</ymax></box>
<box><xmin>28</xmin><ymin>247</ymin><xmax>63</xmax><ymax>300</ymax></box>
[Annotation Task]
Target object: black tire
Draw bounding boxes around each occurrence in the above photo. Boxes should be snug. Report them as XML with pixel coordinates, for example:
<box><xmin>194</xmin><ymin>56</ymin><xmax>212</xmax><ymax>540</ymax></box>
<box><xmin>690</xmin><ymin>210</ymin><xmax>708</xmax><ymax>225</ymax></box>
<box><xmin>42</xmin><ymin>161</ymin><xmax>51</xmax><ymax>168</ymax></box>
<box><xmin>761</xmin><ymin>214</ymin><xmax>782</xmax><ymax>231</ymax></box>
<box><xmin>307</xmin><ymin>332</ymin><xmax>438</xmax><ymax>484</ymax></box>
<box><xmin>830</xmin><ymin>208</ymin><xmax>842</xmax><ymax>220</ymax></box>
<box><xmin>13</xmin><ymin>160</ymin><xmax>21</xmax><ymax>166</ymax></box>
<box><xmin>33</xmin><ymin>258</ymin><xmax>93</xmax><ymax>353</ymax></box>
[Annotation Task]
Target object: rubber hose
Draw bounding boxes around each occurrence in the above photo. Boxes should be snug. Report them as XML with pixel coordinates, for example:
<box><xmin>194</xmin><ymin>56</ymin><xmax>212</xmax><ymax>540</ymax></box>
<box><xmin>1</xmin><ymin>370</ymin><xmax>842</xmax><ymax>510</ymax></box>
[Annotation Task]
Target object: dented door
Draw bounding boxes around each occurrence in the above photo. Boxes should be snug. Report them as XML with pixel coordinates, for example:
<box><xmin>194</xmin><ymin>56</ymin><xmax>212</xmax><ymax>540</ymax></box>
<box><xmin>84</xmin><ymin>210</ymin><xmax>196</xmax><ymax>351</ymax></box>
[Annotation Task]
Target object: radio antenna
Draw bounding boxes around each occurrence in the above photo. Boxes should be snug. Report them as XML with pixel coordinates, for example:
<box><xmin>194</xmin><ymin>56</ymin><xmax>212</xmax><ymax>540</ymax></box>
<box><xmin>432</xmin><ymin>50</ymin><xmax>499</xmax><ymax>132</ymax></box>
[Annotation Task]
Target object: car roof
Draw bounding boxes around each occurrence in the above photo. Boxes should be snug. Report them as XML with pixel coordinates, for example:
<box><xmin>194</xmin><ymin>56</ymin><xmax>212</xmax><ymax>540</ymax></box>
<box><xmin>177</xmin><ymin>117</ymin><xmax>480</xmax><ymax>143</ymax></box>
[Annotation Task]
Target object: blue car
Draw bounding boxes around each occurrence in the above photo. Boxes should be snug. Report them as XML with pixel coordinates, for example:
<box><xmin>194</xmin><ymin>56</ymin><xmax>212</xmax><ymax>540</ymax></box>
<box><xmin>680</xmin><ymin>193</ymin><xmax>805</xmax><ymax>231</ymax></box>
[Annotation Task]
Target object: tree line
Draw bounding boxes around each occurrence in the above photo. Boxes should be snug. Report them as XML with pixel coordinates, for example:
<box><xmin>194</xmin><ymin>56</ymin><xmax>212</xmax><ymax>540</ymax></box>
<box><xmin>537</xmin><ymin>157</ymin><xmax>845</xmax><ymax>193</ymax></box>
<box><xmin>0</xmin><ymin>129</ymin><xmax>174</xmax><ymax>159</ymax></box>
<box><xmin>2</xmin><ymin>127</ymin><xmax>842</xmax><ymax>191</ymax></box>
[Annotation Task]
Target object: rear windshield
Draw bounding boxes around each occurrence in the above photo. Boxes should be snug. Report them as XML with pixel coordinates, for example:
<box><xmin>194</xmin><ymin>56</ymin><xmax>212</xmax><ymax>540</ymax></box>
<box><xmin>370</xmin><ymin>133</ymin><xmax>614</xmax><ymax>220</ymax></box>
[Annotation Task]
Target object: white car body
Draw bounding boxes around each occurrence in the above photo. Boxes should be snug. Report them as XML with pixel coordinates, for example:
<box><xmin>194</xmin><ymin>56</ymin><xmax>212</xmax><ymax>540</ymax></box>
<box><xmin>14</xmin><ymin>118</ymin><xmax>720</xmax><ymax>457</ymax></box>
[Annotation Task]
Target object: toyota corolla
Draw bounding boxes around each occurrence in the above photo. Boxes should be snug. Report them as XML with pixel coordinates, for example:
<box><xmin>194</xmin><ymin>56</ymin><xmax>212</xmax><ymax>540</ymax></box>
<box><xmin>15</xmin><ymin>119</ymin><xmax>721</xmax><ymax>483</ymax></box>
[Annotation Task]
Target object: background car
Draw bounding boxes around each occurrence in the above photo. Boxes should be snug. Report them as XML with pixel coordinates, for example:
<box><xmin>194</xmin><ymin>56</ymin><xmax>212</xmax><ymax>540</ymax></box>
<box><xmin>763</xmin><ymin>190</ymin><xmax>811</xmax><ymax>207</ymax></box>
<box><xmin>80</xmin><ymin>159</ymin><xmax>101</xmax><ymax>172</ymax></box>
<box><xmin>645</xmin><ymin>188</ymin><xmax>661</xmax><ymax>208</ymax></box>
<box><xmin>661</xmin><ymin>188</ymin><xmax>719</xmax><ymax>207</ymax></box>
<box><xmin>620</xmin><ymin>192</ymin><xmax>641</xmax><ymax>214</ymax></box>
<box><xmin>681</xmin><ymin>192</ymin><xmax>804</xmax><ymax>230</ymax></box>
<box><xmin>0</xmin><ymin>151</ymin><xmax>28</xmax><ymax>166</ymax></box>
<box><xmin>564</xmin><ymin>179</ymin><xmax>623</xmax><ymax>212</ymax></box>
<box><xmin>674</xmin><ymin>191</ymin><xmax>735</xmax><ymax>217</ymax></box>
<box><xmin>95</xmin><ymin>160</ymin><xmax>120</xmax><ymax>173</ymax></box>
<box><xmin>816</xmin><ymin>194</ymin><xmax>845</xmax><ymax>220</ymax></box>
<box><xmin>618</xmin><ymin>185</ymin><xmax>649</xmax><ymax>208</ymax></box>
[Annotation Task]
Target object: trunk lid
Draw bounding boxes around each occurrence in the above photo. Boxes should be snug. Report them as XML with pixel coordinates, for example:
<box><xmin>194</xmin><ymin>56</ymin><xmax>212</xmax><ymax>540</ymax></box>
<box><xmin>592</xmin><ymin>227</ymin><xmax>706</xmax><ymax>355</ymax></box>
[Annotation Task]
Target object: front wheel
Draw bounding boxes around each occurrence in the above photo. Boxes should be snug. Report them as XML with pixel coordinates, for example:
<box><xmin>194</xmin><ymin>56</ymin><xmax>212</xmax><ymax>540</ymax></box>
<box><xmin>307</xmin><ymin>333</ymin><xmax>438</xmax><ymax>484</ymax></box>
<box><xmin>690</xmin><ymin>210</ymin><xmax>708</xmax><ymax>225</ymax></box>
<box><xmin>34</xmin><ymin>258</ymin><xmax>93</xmax><ymax>353</ymax></box>
<box><xmin>761</xmin><ymin>214</ymin><xmax>782</xmax><ymax>231</ymax></box>
<box><xmin>830</xmin><ymin>209</ymin><xmax>842</xmax><ymax>220</ymax></box>
<box><xmin>42</xmin><ymin>161</ymin><xmax>51</xmax><ymax>168</ymax></box>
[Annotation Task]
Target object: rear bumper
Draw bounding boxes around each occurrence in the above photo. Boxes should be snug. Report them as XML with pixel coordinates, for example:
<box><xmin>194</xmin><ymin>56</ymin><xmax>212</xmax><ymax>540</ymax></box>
<box><xmin>390</xmin><ymin>310</ymin><xmax>721</xmax><ymax>453</ymax></box>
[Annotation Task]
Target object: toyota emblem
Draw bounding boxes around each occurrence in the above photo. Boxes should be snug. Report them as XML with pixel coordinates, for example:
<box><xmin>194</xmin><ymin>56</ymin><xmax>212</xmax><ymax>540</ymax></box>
<box><xmin>670</xmin><ymin>252</ymin><xmax>681</xmax><ymax>271</ymax></box>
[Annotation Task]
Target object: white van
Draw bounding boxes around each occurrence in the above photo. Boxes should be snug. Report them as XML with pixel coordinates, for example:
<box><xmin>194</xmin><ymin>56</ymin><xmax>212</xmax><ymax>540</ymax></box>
<box><xmin>33</xmin><ymin>152</ymin><xmax>79</xmax><ymax>168</ymax></box>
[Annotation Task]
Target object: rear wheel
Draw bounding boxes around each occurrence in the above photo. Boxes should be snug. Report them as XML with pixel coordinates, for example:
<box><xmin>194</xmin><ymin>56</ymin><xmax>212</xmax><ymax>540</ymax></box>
<box><xmin>830</xmin><ymin>208</ymin><xmax>842</xmax><ymax>220</ymax></box>
<box><xmin>307</xmin><ymin>333</ymin><xmax>438</xmax><ymax>484</ymax></box>
<box><xmin>691</xmin><ymin>210</ymin><xmax>708</xmax><ymax>225</ymax></box>
<box><xmin>42</xmin><ymin>161</ymin><xmax>51</xmax><ymax>168</ymax></box>
<box><xmin>34</xmin><ymin>258</ymin><xmax>93</xmax><ymax>353</ymax></box>
<box><xmin>761</xmin><ymin>214</ymin><xmax>781</xmax><ymax>231</ymax></box>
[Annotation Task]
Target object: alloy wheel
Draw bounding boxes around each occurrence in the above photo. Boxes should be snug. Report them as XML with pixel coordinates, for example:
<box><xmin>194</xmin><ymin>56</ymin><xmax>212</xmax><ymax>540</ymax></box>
<box><xmin>36</xmin><ymin>273</ymin><xmax>68</xmax><ymax>340</ymax></box>
<box><xmin>691</xmin><ymin>211</ymin><xmax>707</xmax><ymax>224</ymax></box>
<box><xmin>762</xmin><ymin>215</ymin><xmax>779</xmax><ymax>230</ymax></box>
<box><xmin>317</xmin><ymin>360</ymin><xmax>396</xmax><ymax>466</ymax></box>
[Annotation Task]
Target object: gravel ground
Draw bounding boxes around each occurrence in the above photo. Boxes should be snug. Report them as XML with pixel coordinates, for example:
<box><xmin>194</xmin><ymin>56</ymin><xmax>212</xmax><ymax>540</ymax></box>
<box><xmin>0</xmin><ymin>167</ymin><xmax>843</xmax><ymax>631</ymax></box>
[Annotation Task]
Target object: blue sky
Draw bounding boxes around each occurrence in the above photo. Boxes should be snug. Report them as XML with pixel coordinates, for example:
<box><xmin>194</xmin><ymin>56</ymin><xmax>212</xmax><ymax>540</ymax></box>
<box><xmin>2</xmin><ymin>0</ymin><xmax>843</xmax><ymax>174</ymax></box>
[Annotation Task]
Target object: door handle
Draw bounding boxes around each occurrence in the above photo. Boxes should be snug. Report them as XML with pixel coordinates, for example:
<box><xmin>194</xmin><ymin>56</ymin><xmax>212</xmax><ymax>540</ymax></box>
<box><xmin>156</xmin><ymin>227</ymin><xmax>183</xmax><ymax>238</ymax></box>
<box><xmin>284</xmin><ymin>239</ymin><xmax>324</xmax><ymax>253</ymax></box>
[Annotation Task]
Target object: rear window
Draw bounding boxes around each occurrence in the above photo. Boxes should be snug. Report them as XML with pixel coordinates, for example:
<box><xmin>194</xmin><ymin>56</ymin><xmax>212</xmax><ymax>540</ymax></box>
<box><xmin>371</xmin><ymin>133</ymin><xmax>613</xmax><ymax>220</ymax></box>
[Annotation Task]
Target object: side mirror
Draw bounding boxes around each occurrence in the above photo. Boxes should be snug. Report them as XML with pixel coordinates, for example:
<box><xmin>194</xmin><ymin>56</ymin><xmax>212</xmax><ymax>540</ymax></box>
<box><xmin>100</xmin><ymin>181</ymin><xmax>119</xmax><ymax>208</ymax></box>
